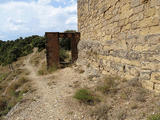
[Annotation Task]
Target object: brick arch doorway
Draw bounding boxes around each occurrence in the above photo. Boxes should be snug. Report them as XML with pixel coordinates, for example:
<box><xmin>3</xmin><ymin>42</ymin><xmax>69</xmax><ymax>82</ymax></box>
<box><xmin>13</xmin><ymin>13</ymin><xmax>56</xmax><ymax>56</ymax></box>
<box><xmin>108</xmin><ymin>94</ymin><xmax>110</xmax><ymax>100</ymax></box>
<box><xmin>45</xmin><ymin>32</ymin><xmax>80</xmax><ymax>69</ymax></box>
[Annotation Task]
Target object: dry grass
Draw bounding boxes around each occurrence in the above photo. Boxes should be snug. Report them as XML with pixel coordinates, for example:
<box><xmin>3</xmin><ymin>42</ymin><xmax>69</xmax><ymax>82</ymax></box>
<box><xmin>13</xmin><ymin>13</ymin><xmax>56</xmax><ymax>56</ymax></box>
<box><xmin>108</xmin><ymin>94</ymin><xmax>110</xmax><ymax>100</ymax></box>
<box><xmin>38</xmin><ymin>62</ymin><xmax>57</xmax><ymax>75</ymax></box>
<box><xmin>90</xmin><ymin>104</ymin><xmax>109</xmax><ymax>120</ymax></box>
<box><xmin>30</xmin><ymin>49</ymin><xmax>46</xmax><ymax>67</ymax></box>
<box><xmin>75</xmin><ymin>75</ymin><xmax>160</xmax><ymax>120</ymax></box>
<box><xmin>0</xmin><ymin>56</ymin><xmax>33</xmax><ymax>118</ymax></box>
<box><xmin>0</xmin><ymin>75</ymin><xmax>32</xmax><ymax>118</ymax></box>
<box><xmin>97</xmin><ymin>76</ymin><xmax>119</xmax><ymax>94</ymax></box>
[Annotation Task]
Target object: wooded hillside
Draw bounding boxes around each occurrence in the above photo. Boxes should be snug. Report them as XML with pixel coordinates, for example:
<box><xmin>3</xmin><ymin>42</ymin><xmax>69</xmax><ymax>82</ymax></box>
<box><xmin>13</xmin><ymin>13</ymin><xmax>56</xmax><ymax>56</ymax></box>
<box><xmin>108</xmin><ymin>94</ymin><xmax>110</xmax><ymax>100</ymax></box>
<box><xmin>0</xmin><ymin>35</ymin><xmax>46</xmax><ymax>66</ymax></box>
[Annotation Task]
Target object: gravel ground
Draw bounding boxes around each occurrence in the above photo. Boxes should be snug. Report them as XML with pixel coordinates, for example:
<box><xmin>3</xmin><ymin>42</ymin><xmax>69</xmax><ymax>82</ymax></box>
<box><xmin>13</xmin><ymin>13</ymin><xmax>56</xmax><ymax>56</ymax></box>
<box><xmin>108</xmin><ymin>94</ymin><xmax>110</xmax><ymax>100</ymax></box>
<box><xmin>5</xmin><ymin>51</ymin><xmax>92</xmax><ymax>120</ymax></box>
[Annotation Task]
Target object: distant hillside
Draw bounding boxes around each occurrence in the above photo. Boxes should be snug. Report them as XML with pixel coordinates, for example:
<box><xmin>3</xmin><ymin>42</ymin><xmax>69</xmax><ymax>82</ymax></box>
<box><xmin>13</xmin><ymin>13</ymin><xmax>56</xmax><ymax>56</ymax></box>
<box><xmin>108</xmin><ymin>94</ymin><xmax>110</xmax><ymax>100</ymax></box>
<box><xmin>0</xmin><ymin>35</ymin><xmax>46</xmax><ymax>66</ymax></box>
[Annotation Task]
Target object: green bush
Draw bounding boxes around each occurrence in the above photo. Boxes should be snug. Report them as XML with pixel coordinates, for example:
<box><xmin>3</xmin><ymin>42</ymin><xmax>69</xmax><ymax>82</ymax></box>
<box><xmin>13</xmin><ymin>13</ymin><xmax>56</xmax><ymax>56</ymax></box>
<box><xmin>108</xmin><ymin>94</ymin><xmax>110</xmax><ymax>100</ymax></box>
<box><xmin>59</xmin><ymin>49</ymin><xmax>69</xmax><ymax>62</ymax></box>
<box><xmin>0</xmin><ymin>73</ymin><xmax>8</xmax><ymax>83</ymax></box>
<box><xmin>148</xmin><ymin>114</ymin><xmax>160</xmax><ymax>120</ymax></box>
<box><xmin>59</xmin><ymin>30</ymin><xmax>76</xmax><ymax>50</ymax></box>
<box><xmin>74</xmin><ymin>89</ymin><xmax>99</xmax><ymax>105</ymax></box>
<box><xmin>59</xmin><ymin>38</ymin><xmax>71</xmax><ymax>50</ymax></box>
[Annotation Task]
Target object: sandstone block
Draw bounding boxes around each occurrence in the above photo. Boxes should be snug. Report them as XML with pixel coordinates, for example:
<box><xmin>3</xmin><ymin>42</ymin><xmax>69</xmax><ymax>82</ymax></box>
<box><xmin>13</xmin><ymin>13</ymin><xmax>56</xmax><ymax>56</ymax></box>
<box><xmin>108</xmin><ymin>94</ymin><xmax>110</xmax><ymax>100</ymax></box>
<box><xmin>126</xmin><ymin>65</ymin><xmax>140</xmax><ymax>77</ymax></box>
<box><xmin>145</xmin><ymin>34</ymin><xmax>160</xmax><ymax>45</ymax></box>
<box><xmin>151</xmin><ymin>72</ymin><xmax>160</xmax><ymax>81</ymax></box>
<box><xmin>140</xmin><ymin>69</ymin><xmax>151</xmax><ymax>80</ymax></box>
<box><xmin>104</xmin><ymin>35</ymin><xmax>112</xmax><ymax>41</ymax></box>
<box><xmin>144</xmin><ymin>7</ymin><xmax>156</xmax><ymax>17</ymax></box>
<box><xmin>131</xmin><ymin>21</ymin><xmax>139</xmax><ymax>30</ymax></box>
<box><xmin>155</xmin><ymin>84</ymin><xmax>160</xmax><ymax>92</ymax></box>
<box><xmin>131</xmin><ymin>0</ymin><xmax>141</xmax><ymax>7</ymax></box>
<box><xmin>157</xmin><ymin>0</ymin><xmax>160</xmax><ymax>5</ymax></box>
<box><xmin>133</xmin><ymin>5</ymin><xmax>144</xmax><ymax>14</ymax></box>
<box><xmin>141</xmin><ymin>80</ymin><xmax>154</xmax><ymax>90</ymax></box>
<box><xmin>120</xmin><ymin>9</ymin><xmax>133</xmax><ymax>19</ymax></box>
<box><xmin>118</xmin><ymin>19</ymin><xmax>126</xmax><ymax>27</ymax></box>
<box><xmin>150</xmin><ymin>0</ymin><xmax>157</xmax><ymax>7</ymax></box>
<box><xmin>122</xmin><ymin>24</ymin><xmax>131</xmax><ymax>32</ymax></box>
<box><xmin>138</xmin><ymin>17</ymin><xmax>151</xmax><ymax>28</ymax></box>
<box><xmin>129</xmin><ymin>12</ymin><xmax>144</xmax><ymax>23</ymax></box>
<box><xmin>149</xmin><ymin>26</ymin><xmax>160</xmax><ymax>34</ymax></box>
<box><xmin>140</xmin><ymin>27</ymin><xmax>150</xmax><ymax>36</ymax></box>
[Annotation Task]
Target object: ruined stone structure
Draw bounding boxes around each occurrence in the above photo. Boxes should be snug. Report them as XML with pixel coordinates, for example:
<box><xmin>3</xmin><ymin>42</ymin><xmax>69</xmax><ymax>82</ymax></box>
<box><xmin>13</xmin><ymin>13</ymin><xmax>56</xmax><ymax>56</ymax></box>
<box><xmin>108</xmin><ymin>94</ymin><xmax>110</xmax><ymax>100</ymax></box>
<box><xmin>46</xmin><ymin>32</ymin><xmax>80</xmax><ymax>68</ymax></box>
<box><xmin>77</xmin><ymin>0</ymin><xmax>160</xmax><ymax>92</ymax></box>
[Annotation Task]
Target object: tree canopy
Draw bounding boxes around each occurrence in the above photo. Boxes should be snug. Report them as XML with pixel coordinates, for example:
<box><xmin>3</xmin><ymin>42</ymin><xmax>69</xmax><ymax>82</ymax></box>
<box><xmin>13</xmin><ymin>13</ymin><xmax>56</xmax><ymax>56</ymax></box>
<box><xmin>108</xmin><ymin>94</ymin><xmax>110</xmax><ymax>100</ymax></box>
<box><xmin>0</xmin><ymin>35</ymin><xmax>46</xmax><ymax>66</ymax></box>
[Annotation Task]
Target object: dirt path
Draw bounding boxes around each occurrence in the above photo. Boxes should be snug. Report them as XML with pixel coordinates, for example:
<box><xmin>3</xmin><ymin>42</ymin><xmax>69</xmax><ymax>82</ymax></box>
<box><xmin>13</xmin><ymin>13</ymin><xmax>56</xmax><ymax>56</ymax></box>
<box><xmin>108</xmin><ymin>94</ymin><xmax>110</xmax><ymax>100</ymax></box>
<box><xmin>5</xmin><ymin>51</ymin><xmax>90</xmax><ymax>120</ymax></box>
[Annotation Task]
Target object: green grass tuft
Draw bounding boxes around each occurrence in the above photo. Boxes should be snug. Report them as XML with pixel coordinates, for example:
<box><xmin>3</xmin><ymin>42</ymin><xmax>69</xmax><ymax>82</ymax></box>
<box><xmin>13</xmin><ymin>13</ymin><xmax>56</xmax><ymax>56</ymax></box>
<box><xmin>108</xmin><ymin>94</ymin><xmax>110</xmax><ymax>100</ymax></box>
<box><xmin>148</xmin><ymin>113</ymin><xmax>160</xmax><ymax>120</ymax></box>
<box><xmin>74</xmin><ymin>89</ymin><xmax>99</xmax><ymax>105</ymax></box>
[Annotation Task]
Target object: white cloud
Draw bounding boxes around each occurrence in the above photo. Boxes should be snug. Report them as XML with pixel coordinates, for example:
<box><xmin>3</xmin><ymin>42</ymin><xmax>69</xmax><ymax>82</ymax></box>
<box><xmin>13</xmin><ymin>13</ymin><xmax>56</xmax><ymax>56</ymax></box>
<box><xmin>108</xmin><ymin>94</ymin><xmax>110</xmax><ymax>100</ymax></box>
<box><xmin>65</xmin><ymin>16</ymin><xmax>77</xmax><ymax>25</ymax></box>
<box><xmin>0</xmin><ymin>0</ymin><xmax>77</xmax><ymax>40</ymax></box>
<box><xmin>38</xmin><ymin>0</ymin><xmax>51</xmax><ymax>5</ymax></box>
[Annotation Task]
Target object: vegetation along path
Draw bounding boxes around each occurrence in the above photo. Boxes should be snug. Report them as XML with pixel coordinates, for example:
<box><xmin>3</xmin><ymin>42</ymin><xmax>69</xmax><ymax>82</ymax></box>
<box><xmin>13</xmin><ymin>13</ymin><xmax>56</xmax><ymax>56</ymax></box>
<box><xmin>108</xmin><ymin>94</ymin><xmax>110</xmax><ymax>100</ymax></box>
<box><xmin>5</xmin><ymin>50</ymin><xmax>89</xmax><ymax>120</ymax></box>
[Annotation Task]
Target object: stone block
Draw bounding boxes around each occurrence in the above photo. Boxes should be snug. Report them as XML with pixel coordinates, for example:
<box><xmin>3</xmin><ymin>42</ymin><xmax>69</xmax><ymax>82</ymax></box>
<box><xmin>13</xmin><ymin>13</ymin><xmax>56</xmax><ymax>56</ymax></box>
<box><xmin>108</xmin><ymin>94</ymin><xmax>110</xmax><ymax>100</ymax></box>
<box><xmin>133</xmin><ymin>4</ymin><xmax>144</xmax><ymax>14</ymax></box>
<box><xmin>122</xmin><ymin>24</ymin><xmax>131</xmax><ymax>32</ymax></box>
<box><xmin>131</xmin><ymin>21</ymin><xmax>139</xmax><ymax>30</ymax></box>
<box><xmin>125</xmin><ymin>65</ymin><xmax>140</xmax><ymax>77</ymax></box>
<box><xmin>104</xmin><ymin>35</ymin><xmax>112</xmax><ymax>41</ymax></box>
<box><xmin>157</xmin><ymin>0</ymin><xmax>160</xmax><ymax>5</ymax></box>
<box><xmin>151</xmin><ymin>72</ymin><xmax>160</xmax><ymax>81</ymax></box>
<box><xmin>144</xmin><ymin>7</ymin><xmax>156</xmax><ymax>17</ymax></box>
<box><xmin>131</xmin><ymin>0</ymin><xmax>141</xmax><ymax>7</ymax></box>
<box><xmin>127</xmin><ymin>51</ymin><xmax>141</xmax><ymax>60</ymax></box>
<box><xmin>149</xmin><ymin>26</ymin><xmax>160</xmax><ymax>35</ymax></box>
<box><xmin>120</xmin><ymin>9</ymin><xmax>133</xmax><ymax>20</ymax></box>
<box><xmin>150</xmin><ymin>0</ymin><xmax>157</xmax><ymax>7</ymax></box>
<box><xmin>155</xmin><ymin>84</ymin><xmax>160</xmax><ymax>92</ymax></box>
<box><xmin>133</xmin><ymin>44</ymin><xmax>150</xmax><ymax>52</ymax></box>
<box><xmin>140</xmin><ymin>69</ymin><xmax>151</xmax><ymax>80</ymax></box>
<box><xmin>140</xmin><ymin>27</ymin><xmax>150</xmax><ymax>36</ymax></box>
<box><xmin>138</xmin><ymin>17</ymin><xmax>151</xmax><ymax>28</ymax></box>
<box><xmin>129</xmin><ymin>12</ymin><xmax>144</xmax><ymax>23</ymax></box>
<box><xmin>118</xmin><ymin>19</ymin><xmax>126</xmax><ymax>27</ymax></box>
<box><xmin>141</xmin><ymin>80</ymin><xmax>154</xmax><ymax>90</ymax></box>
<box><xmin>145</xmin><ymin>34</ymin><xmax>160</xmax><ymax>45</ymax></box>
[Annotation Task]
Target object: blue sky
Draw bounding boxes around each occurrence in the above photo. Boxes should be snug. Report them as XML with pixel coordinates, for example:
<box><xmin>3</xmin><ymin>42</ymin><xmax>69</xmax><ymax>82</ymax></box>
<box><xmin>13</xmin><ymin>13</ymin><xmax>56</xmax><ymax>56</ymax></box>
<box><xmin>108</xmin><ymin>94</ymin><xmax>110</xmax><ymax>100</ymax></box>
<box><xmin>0</xmin><ymin>0</ymin><xmax>77</xmax><ymax>41</ymax></box>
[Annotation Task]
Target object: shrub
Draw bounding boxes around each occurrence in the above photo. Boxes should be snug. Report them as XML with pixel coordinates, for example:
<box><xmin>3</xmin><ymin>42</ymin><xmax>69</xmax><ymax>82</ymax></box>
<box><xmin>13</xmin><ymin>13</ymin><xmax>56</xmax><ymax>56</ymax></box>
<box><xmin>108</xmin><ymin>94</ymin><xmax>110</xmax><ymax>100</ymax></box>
<box><xmin>74</xmin><ymin>89</ymin><xmax>99</xmax><ymax>105</ymax></box>
<box><xmin>59</xmin><ymin>49</ymin><xmax>69</xmax><ymax>62</ymax></box>
<box><xmin>0</xmin><ymin>96</ymin><xmax>8</xmax><ymax>117</ymax></box>
<box><xmin>59</xmin><ymin>38</ymin><xmax>71</xmax><ymax>50</ymax></box>
<box><xmin>0</xmin><ymin>73</ymin><xmax>8</xmax><ymax>83</ymax></box>
<box><xmin>148</xmin><ymin>113</ymin><xmax>160</xmax><ymax>120</ymax></box>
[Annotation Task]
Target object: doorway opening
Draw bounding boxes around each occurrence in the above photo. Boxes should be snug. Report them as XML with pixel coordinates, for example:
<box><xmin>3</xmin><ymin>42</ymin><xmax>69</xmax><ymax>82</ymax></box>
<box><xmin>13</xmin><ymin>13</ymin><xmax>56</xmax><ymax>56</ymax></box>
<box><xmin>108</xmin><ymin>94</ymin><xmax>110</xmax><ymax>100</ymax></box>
<box><xmin>45</xmin><ymin>32</ymin><xmax>80</xmax><ymax>69</ymax></box>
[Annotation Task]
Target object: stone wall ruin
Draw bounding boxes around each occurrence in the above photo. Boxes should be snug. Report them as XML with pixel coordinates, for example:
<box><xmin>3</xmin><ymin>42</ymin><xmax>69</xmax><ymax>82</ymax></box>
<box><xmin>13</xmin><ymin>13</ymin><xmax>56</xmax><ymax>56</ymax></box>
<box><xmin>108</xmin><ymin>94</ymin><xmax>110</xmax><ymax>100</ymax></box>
<box><xmin>77</xmin><ymin>0</ymin><xmax>160</xmax><ymax>92</ymax></box>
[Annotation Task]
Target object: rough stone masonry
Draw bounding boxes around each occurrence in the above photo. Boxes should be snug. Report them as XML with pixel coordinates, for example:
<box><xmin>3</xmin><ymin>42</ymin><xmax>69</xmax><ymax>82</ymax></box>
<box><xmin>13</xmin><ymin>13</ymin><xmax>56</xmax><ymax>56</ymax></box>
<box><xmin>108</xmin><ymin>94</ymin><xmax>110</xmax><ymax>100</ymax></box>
<box><xmin>77</xmin><ymin>0</ymin><xmax>160</xmax><ymax>92</ymax></box>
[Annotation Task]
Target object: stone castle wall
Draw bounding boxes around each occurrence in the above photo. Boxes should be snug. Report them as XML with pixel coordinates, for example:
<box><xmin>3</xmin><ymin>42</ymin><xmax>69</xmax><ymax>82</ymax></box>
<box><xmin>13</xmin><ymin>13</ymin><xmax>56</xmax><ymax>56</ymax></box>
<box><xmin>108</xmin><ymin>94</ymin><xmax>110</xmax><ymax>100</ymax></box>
<box><xmin>77</xmin><ymin>0</ymin><xmax>160</xmax><ymax>92</ymax></box>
